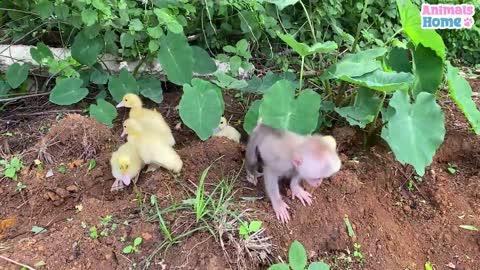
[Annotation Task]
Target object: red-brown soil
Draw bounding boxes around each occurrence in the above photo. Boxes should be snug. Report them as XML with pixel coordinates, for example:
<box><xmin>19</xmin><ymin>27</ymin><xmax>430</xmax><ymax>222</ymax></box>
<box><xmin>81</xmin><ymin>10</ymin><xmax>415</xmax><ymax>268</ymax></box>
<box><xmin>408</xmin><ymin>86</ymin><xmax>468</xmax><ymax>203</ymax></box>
<box><xmin>0</xmin><ymin>83</ymin><xmax>479</xmax><ymax>270</ymax></box>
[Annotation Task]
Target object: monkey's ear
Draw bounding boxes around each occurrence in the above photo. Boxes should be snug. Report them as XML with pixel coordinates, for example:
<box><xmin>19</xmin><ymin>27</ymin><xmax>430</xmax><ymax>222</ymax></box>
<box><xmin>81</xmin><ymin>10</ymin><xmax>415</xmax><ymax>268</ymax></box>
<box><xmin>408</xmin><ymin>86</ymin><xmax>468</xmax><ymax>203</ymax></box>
<box><xmin>322</xmin><ymin>135</ymin><xmax>337</xmax><ymax>150</ymax></box>
<box><xmin>292</xmin><ymin>153</ymin><xmax>302</xmax><ymax>168</ymax></box>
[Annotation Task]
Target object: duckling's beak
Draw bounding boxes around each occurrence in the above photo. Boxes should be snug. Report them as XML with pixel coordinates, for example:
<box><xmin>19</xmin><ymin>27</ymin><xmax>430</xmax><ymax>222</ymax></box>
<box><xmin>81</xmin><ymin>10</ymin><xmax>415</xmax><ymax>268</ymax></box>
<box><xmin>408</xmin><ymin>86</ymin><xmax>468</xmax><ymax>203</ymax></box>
<box><xmin>121</xmin><ymin>174</ymin><xmax>131</xmax><ymax>185</ymax></box>
<box><xmin>116</xmin><ymin>101</ymin><xmax>125</xmax><ymax>108</ymax></box>
<box><xmin>120</xmin><ymin>129</ymin><xmax>127</xmax><ymax>137</ymax></box>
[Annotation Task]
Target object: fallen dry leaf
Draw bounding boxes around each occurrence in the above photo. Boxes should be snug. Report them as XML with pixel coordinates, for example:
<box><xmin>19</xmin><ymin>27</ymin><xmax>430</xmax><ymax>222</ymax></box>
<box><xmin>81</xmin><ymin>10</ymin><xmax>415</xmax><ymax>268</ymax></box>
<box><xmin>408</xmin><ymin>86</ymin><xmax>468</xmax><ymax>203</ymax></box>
<box><xmin>0</xmin><ymin>216</ymin><xmax>16</xmax><ymax>233</ymax></box>
<box><xmin>68</xmin><ymin>159</ymin><xmax>84</xmax><ymax>169</ymax></box>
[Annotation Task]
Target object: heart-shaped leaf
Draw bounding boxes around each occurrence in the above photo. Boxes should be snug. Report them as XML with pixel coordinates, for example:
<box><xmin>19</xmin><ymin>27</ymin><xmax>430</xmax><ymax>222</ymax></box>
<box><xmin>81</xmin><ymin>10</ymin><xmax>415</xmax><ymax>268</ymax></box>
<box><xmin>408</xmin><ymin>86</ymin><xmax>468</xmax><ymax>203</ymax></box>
<box><xmin>108</xmin><ymin>68</ymin><xmax>139</xmax><ymax>102</ymax></box>
<box><xmin>288</xmin><ymin>240</ymin><xmax>307</xmax><ymax>270</ymax></box>
<box><xmin>34</xmin><ymin>0</ymin><xmax>53</xmax><ymax>19</ymax></box>
<box><xmin>71</xmin><ymin>32</ymin><xmax>104</xmax><ymax>66</ymax></box>
<box><xmin>129</xmin><ymin>19</ymin><xmax>144</xmax><ymax>31</ymax></box>
<box><xmin>154</xmin><ymin>8</ymin><xmax>183</xmax><ymax>33</ymax></box>
<box><xmin>396</xmin><ymin>0</ymin><xmax>446</xmax><ymax>60</ymax></box>
<box><xmin>120</xmin><ymin>33</ymin><xmax>134</xmax><ymax>48</ymax></box>
<box><xmin>192</xmin><ymin>46</ymin><xmax>217</xmax><ymax>74</ymax></box>
<box><xmin>259</xmin><ymin>80</ymin><xmax>321</xmax><ymax>134</ymax></box>
<box><xmin>446</xmin><ymin>61</ymin><xmax>480</xmax><ymax>134</ymax></box>
<box><xmin>339</xmin><ymin>69</ymin><xmax>414</xmax><ymax>92</ymax></box>
<box><xmin>158</xmin><ymin>31</ymin><xmax>193</xmax><ymax>85</ymax></box>
<box><xmin>49</xmin><ymin>78</ymin><xmax>89</xmax><ymax>105</ymax></box>
<box><xmin>30</xmin><ymin>42</ymin><xmax>54</xmax><ymax>64</ymax></box>
<box><xmin>147</xmin><ymin>26</ymin><xmax>163</xmax><ymax>39</ymax></box>
<box><xmin>243</xmin><ymin>100</ymin><xmax>262</xmax><ymax>134</ymax></box>
<box><xmin>244</xmin><ymin>71</ymin><xmax>297</xmax><ymax>93</ymax></box>
<box><xmin>89</xmin><ymin>99</ymin><xmax>117</xmax><ymax>127</ymax></box>
<box><xmin>6</xmin><ymin>63</ymin><xmax>29</xmax><ymax>89</ymax></box>
<box><xmin>133</xmin><ymin>237</ymin><xmax>142</xmax><ymax>246</ymax></box>
<box><xmin>411</xmin><ymin>44</ymin><xmax>443</xmax><ymax>97</ymax></box>
<box><xmin>381</xmin><ymin>91</ymin><xmax>445</xmax><ymax>176</ymax></box>
<box><xmin>248</xmin><ymin>221</ymin><xmax>262</xmax><ymax>232</ymax></box>
<box><xmin>179</xmin><ymin>79</ymin><xmax>223</xmax><ymax>140</ymax></box>
<box><xmin>139</xmin><ymin>76</ymin><xmax>163</xmax><ymax>103</ymax></box>
<box><xmin>335</xmin><ymin>87</ymin><xmax>382</xmax><ymax>128</ymax></box>
<box><xmin>322</xmin><ymin>48</ymin><xmax>387</xmax><ymax>79</ymax></box>
<box><xmin>276</xmin><ymin>32</ymin><xmax>337</xmax><ymax>57</ymax></box>
<box><xmin>308</xmin><ymin>262</ymin><xmax>331</xmax><ymax>270</ymax></box>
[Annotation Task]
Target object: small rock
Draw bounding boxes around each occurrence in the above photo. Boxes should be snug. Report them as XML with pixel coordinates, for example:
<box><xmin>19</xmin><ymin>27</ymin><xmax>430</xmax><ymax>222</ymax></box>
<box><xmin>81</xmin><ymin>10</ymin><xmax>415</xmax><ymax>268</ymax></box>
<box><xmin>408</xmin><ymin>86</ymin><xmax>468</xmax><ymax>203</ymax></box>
<box><xmin>55</xmin><ymin>187</ymin><xmax>69</xmax><ymax>198</ymax></box>
<box><xmin>66</xmin><ymin>185</ymin><xmax>79</xmax><ymax>193</ymax></box>
<box><xmin>403</xmin><ymin>205</ymin><xmax>412</xmax><ymax>215</ymax></box>
<box><xmin>46</xmin><ymin>191</ymin><xmax>60</xmax><ymax>201</ymax></box>
<box><xmin>443</xmin><ymin>233</ymin><xmax>452</xmax><ymax>242</ymax></box>
<box><xmin>105</xmin><ymin>251</ymin><xmax>114</xmax><ymax>261</ymax></box>
<box><xmin>452</xmin><ymin>226</ymin><xmax>459</xmax><ymax>234</ymax></box>
<box><xmin>142</xmin><ymin>232</ymin><xmax>153</xmax><ymax>241</ymax></box>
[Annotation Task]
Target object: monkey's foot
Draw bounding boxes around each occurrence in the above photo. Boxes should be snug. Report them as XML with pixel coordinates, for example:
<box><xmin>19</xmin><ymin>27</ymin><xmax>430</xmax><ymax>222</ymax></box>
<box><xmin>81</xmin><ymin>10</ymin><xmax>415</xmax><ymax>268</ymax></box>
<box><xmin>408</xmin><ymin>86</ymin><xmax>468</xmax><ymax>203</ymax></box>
<box><xmin>291</xmin><ymin>187</ymin><xmax>313</xmax><ymax>206</ymax></box>
<box><xmin>273</xmin><ymin>201</ymin><xmax>290</xmax><ymax>223</ymax></box>
<box><xmin>246</xmin><ymin>173</ymin><xmax>258</xmax><ymax>186</ymax></box>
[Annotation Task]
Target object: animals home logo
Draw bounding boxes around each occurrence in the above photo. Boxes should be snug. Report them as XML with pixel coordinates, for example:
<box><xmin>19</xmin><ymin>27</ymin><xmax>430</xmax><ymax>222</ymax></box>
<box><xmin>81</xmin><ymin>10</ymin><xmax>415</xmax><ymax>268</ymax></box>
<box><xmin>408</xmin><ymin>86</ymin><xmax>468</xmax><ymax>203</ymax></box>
<box><xmin>421</xmin><ymin>3</ymin><xmax>476</xmax><ymax>29</ymax></box>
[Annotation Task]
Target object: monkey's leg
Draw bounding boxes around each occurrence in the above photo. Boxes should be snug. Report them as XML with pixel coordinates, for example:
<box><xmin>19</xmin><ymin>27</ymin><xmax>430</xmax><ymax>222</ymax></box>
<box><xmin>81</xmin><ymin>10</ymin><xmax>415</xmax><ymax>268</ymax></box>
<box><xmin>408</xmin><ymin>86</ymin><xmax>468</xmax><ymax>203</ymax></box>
<box><xmin>290</xmin><ymin>176</ymin><xmax>313</xmax><ymax>206</ymax></box>
<box><xmin>264</xmin><ymin>169</ymin><xmax>290</xmax><ymax>223</ymax></box>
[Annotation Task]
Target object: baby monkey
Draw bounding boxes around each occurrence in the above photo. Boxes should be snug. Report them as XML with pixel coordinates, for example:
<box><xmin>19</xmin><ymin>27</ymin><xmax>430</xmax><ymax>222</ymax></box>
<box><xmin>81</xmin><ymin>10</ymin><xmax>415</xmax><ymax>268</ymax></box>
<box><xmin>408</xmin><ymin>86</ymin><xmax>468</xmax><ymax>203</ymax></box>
<box><xmin>245</xmin><ymin>121</ymin><xmax>341</xmax><ymax>223</ymax></box>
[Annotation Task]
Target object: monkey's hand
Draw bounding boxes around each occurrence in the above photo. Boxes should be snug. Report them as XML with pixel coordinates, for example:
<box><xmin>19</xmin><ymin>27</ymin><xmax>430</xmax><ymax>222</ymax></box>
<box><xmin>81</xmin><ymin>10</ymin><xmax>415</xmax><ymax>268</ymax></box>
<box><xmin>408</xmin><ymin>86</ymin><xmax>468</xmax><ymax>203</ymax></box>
<box><xmin>291</xmin><ymin>186</ymin><xmax>313</xmax><ymax>206</ymax></box>
<box><xmin>272</xmin><ymin>200</ymin><xmax>290</xmax><ymax>223</ymax></box>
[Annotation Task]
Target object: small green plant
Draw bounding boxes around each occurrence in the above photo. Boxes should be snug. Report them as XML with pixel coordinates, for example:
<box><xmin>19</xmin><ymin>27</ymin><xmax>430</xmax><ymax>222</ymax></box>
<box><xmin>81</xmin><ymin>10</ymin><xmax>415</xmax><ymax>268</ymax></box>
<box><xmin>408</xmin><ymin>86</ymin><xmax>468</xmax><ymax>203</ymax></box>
<box><xmin>407</xmin><ymin>179</ymin><xmax>414</xmax><ymax>192</ymax></box>
<box><xmin>89</xmin><ymin>226</ymin><xmax>98</xmax><ymax>239</ymax></box>
<box><xmin>87</xmin><ymin>159</ymin><xmax>96</xmax><ymax>172</ymax></box>
<box><xmin>123</xmin><ymin>237</ymin><xmax>143</xmax><ymax>254</ymax></box>
<box><xmin>217</xmin><ymin>39</ymin><xmax>253</xmax><ymax>77</ymax></box>
<box><xmin>57</xmin><ymin>164</ymin><xmax>67</xmax><ymax>174</ymax></box>
<box><xmin>100</xmin><ymin>215</ymin><xmax>113</xmax><ymax>227</ymax></box>
<box><xmin>447</xmin><ymin>163</ymin><xmax>457</xmax><ymax>174</ymax></box>
<box><xmin>268</xmin><ymin>240</ymin><xmax>330</xmax><ymax>270</ymax></box>
<box><xmin>0</xmin><ymin>156</ymin><xmax>22</xmax><ymax>180</ymax></box>
<box><xmin>239</xmin><ymin>220</ymin><xmax>262</xmax><ymax>239</ymax></box>
<box><xmin>459</xmin><ymin>225</ymin><xmax>478</xmax><ymax>231</ymax></box>
<box><xmin>151</xmin><ymin>195</ymin><xmax>173</xmax><ymax>242</ymax></box>
<box><xmin>353</xmin><ymin>243</ymin><xmax>364</xmax><ymax>264</ymax></box>
<box><xmin>16</xmin><ymin>182</ymin><xmax>27</xmax><ymax>192</ymax></box>
<box><xmin>425</xmin><ymin>261</ymin><xmax>433</xmax><ymax>270</ymax></box>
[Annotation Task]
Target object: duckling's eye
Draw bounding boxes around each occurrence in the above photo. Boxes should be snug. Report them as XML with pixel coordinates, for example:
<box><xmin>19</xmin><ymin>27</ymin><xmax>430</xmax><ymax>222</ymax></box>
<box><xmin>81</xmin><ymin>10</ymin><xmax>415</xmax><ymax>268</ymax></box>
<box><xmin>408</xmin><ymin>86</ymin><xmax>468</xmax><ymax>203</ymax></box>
<box><xmin>125</xmin><ymin>99</ymin><xmax>128</xmax><ymax>102</ymax></box>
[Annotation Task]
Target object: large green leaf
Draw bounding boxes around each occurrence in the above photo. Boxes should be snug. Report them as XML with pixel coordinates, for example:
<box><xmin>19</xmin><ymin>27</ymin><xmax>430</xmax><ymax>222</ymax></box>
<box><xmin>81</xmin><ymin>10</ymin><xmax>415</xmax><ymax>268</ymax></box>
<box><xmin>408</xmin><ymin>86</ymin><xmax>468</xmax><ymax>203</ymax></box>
<box><xmin>243</xmin><ymin>100</ymin><xmax>262</xmax><ymax>134</ymax></box>
<box><xmin>158</xmin><ymin>31</ymin><xmax>193</xmax><ymax>85</ymax></box>
<box><xmin>339</xmin><ymin>69</ymin><xmax>414</xmax><ymax>92</ymax></box>
<box><xmin>259</xmin><ymin>80</ymin><xmax>321</xmax><ymax>134</ymax></box>
<box><xmin>446</xmin><ymin>61</ymin><xmax>480</xmax><ymax>134</ymax></box>
<box><xmin>322</xmin><ymin>48</ymin><xmax>387</xmax><ymax>79</ymax></box>
<box><xmin>90</xmin><ymin>67</ymin><xmax>109</xmax><ymax>85</ymax></box>
<box><xmin>139</xmin><ymin>76</ymin><xmax>163</xmax><ymax>103</ymax></box>
<box><xmin>154</xmin><ymin>8</ymin><xmax>183</xmax><ymax>33</ymax></box>
<box><xmin>381</xmin><ymin>91</ymin><xmax>445</xmax><ymax>176</ymax></box>
<box><xmin>212</xmin><ymin>71</ymin><xmax>248</xmax><ymax>90</ymax></box>
<box><xmin>191</xmin><ymin>46</ymin><xmax>217</xmax><ymax>75</ymax></box>
<box><xmin>179</xmin><ymin>79</ymin><xmax>223</xmax><ymax>140</ymax></box>
<box><xmin>71</xmin><ymin>32</ymin><xmax>104</xmax><ymax>66</ymax></box>
<box><xmin>264</xmin><ymin>0</ymin><xmax>299</xmax><ymax>10</ymax></box>
<box><xmin>34</xmin><ymin>0</ymin><xmax>53</xmax><ymax>19</ymax></box>
<box><xmin>49</xmin><ymin>78</ymin><xmax>89</xmax><ymax>105</ymax></box>
<box><xmin>411</xmin><ymin>44</ymin><xmax>443</xmax><ymax>97</ymax></box>
<box><xmin>396</xmin><ymin>0</ymin><xmax>446</xmax><ymax>60</ymax></box>
<box><xmin>276</xmin><ymin>32</ymin><xmax>337</xmax><ymax>57</ymax></box>
<box><xmin>267</xmin><ymin>264</ymin><xmax>290</xmax><ymax>270</ymax></box>
<box><xmin>288</xmin><ymin>240</ymin><xmax>307</xmax><ymax>270</ymax></box>
<box><xmin>108</xmin><ymin>68</ymin><xmax>139</xmax><ymax>102</ymax></box>
<box><xmin>89</xmin><ymin>99</ymin><xmax>117</xmax><ymax>127</ymax></box>
<box><xmin>81</xmin><ymin>9</ymin><xmax>98</xmax><ymax>26</ymax></box>
<box><xmin>6</xmin><ymin>63</ymin><xmax>29</xmax><ymax>89</ymax></box>
<box><xmin>30</xmin><ymin>42</ymin><xmax>54</xmax><ymax>64</ymax></box>
<box><xmin>335</xmin><ymin>87</ymin><xmax>382</xmax><ymax>128</ymax></box>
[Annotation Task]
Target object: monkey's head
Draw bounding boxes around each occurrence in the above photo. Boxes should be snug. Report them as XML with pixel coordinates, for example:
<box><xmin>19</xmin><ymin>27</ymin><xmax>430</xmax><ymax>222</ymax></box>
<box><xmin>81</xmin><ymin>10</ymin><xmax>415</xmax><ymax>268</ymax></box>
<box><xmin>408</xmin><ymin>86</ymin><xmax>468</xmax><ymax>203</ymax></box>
<box><xmin>117</xmin><ymin>93</ymin><xmax>142</xmax><ymax>109</ymax></box>
<box><xmin>292</xmin><ymin>135</ymin><xmax>341</xmax><ymax>186</ymax></box>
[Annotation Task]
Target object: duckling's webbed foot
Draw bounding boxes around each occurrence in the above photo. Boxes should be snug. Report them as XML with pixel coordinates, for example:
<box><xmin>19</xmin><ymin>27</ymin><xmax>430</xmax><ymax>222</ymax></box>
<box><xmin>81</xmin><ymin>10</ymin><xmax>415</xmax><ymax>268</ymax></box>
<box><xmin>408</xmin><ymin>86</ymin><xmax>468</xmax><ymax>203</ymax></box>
<box><xmin>146</xmin><ymin>164</ymin><xmax>160</xmax><ymax>172</ymax></box>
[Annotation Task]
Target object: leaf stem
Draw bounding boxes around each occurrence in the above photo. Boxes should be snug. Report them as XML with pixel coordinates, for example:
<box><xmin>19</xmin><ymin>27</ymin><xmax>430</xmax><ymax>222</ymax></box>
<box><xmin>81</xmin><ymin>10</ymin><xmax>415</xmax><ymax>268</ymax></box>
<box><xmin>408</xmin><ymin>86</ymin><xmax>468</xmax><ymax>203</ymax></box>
<box><xmin>298</xmin><ymin>0</ymin><xmax>317</xmax><ymax>43</ymax></box>
<box><xmin>366</xmin><ymin>92</ymin><xmax>386</xmax><ymax>145</ymax></box>
<box><xmin>299</xmin><ymin>56</ymin><xmax>305</xmax><ymax>91</ymax></box>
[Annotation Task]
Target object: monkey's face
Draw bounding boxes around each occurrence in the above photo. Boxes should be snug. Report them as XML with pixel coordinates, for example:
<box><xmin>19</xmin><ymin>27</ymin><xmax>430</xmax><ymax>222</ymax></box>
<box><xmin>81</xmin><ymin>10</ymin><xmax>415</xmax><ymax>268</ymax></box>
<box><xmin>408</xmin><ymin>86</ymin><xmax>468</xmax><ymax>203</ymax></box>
<box><xmin>294</xmin><ymin>150</ymin><xmax>341</xmax><ymax>185</ymax></box>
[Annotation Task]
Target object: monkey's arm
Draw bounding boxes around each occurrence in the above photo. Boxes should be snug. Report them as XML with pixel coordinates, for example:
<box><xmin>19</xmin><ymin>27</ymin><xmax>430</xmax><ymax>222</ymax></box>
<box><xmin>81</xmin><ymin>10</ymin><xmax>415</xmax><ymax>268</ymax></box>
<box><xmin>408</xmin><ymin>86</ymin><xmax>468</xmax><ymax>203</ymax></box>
<box><xmin>264</xmin><ymin>169</ymin><xmax>290</xmax><ymax>223</ymax></box>
<box><xmin>290</xmin><ymin>175</ymin><xmax>313</xmax><ymax>206</ymax></box>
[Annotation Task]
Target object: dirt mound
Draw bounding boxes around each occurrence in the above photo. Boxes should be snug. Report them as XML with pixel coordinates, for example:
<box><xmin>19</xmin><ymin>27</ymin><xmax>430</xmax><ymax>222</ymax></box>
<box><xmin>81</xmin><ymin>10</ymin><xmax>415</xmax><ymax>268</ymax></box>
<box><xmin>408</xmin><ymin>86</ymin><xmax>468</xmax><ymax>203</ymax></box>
<box><xmin>29</xmin><ymin>114</ymin><xmax>118</xmax><ymax>164</ymax></box>
<box><xmin>178</xmin><ymin>136</ymin><xmax>244</xmax><ymax>183</ymax></box>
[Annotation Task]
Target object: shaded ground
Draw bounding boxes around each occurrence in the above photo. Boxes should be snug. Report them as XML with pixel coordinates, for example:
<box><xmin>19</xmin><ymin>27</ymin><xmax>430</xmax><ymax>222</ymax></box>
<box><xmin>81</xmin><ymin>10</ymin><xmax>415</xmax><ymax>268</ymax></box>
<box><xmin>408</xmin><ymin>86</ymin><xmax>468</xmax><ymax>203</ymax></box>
<box><xmin>0</xmin><ymin>82</ymin><xmax>479</xmax><ymax>270</ymax></box>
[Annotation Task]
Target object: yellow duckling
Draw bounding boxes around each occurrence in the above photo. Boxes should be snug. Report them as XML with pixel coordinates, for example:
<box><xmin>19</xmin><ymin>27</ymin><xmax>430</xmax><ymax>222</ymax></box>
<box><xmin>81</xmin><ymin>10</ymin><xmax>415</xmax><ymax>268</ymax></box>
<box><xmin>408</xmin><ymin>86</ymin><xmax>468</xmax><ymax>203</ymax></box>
<box><xmin>121</xmin><ymin>118</ymin><xmax>183</xmax><ymax>174</ymax></box>
<box><xmin>212</xmin><ymin>116</ymin><xmax>241</xmax><ymax>143</ymax></box>
<box><xmin>116</xmin><ymin>93</ymin><xmax>175</xmax><ymax>146</ymax></box>
<box><xmin>110</xmin><ymin>142</ymin><xmax>144</xmax><ymax>191</ymax></box>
